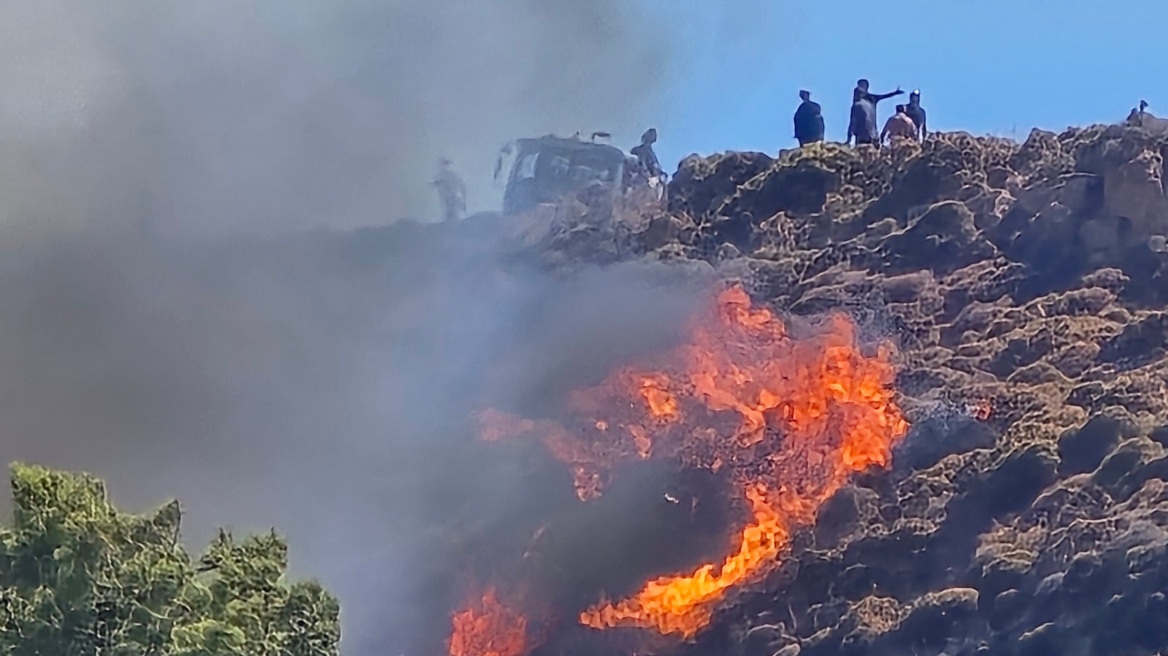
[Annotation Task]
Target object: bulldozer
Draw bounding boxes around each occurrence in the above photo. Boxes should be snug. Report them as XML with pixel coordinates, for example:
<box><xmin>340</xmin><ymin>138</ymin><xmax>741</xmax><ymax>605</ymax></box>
<box><xmin>494</xmin><ymin>132</ymin><xmax>663</xmax><ymax>218</ymax></box>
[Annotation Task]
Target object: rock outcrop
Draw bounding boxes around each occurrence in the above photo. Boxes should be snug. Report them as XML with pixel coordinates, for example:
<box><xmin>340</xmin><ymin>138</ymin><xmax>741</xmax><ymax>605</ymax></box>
<box><xmin>520</xmin><ymin>124</ymin><xmax>1168</xmax><ymax>656</ymax></box>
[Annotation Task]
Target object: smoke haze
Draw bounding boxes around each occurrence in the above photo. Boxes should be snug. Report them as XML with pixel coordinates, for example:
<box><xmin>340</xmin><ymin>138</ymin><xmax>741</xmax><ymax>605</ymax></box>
<box><xmin>0</xmin><ymin>0</ymin><xmax>669</xmax><ymax>234</ymax></box>
<box><xmin>0</xmin><ymin>1</ymin><xmax>717</xmax><ymax>654</ymax></box>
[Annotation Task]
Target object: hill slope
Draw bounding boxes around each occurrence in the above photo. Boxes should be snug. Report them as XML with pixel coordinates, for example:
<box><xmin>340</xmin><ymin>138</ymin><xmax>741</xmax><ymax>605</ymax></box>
<box><xmin>516</xmin><ymin>124</ymin><xmax>1168</xmax><ymax>656</ymax></box>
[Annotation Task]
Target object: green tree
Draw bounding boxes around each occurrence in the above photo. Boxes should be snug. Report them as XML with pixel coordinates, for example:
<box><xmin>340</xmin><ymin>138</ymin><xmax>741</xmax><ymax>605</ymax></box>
<box><xmin>0</xmin><ymin>463</ymin><xmax>340</xmax><ymax>656</ymax></box>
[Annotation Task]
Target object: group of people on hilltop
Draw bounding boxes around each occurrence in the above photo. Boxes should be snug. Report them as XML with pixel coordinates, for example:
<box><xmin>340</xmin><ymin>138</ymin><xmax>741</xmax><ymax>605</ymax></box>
<box><xmin>432</xmin><ymin>80</ymin><xmax>929</xmax><ymax>221</ymax></box>
<box><xmin>795</xmin><ymin>79</ymin><xmax>928</xmax><ymax>148</ymax></box>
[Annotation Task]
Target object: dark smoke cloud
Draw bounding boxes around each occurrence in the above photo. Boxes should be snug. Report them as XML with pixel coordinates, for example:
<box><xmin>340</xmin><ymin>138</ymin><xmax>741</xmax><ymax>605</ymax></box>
<box><xmin>0</xmin><ymin>2</ymin><xmax>707</xmax><ymax>654</ymax></box>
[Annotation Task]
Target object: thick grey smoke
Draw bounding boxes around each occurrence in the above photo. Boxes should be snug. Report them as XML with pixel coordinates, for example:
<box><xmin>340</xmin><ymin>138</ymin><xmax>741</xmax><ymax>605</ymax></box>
<box><xmin>0</xmin><ymin>1</ymin><xmax>707</xmax><ymax>654</ymax></box>
<box><xmin>0</xmin><ymin>226</ymin><xmax>711</xmax><ymax>654</ymax></box>
<box><xmin>0</xmin><ymin>0</ymin><xmax>667</xmax><ymax>235</ymax></box>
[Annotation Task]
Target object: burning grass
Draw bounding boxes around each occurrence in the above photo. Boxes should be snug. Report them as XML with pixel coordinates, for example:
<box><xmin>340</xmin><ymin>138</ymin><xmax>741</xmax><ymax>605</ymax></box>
<box><xmin>448</xmin><ymin>588</ymin><xmax>529</xmax><ymax>656</ymax></box>
<box><xmin>451</xmin><ymin>284</ymin><xmax>910</xmax><ymax>652</ymax></box>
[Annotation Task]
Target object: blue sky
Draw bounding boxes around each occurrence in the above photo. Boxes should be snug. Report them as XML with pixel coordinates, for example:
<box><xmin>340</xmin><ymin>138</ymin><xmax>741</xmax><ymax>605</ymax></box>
<box><xmin>640</xmin><ymin>0</ymin><xmax>1161</xmax><ymax>170</ymax></box>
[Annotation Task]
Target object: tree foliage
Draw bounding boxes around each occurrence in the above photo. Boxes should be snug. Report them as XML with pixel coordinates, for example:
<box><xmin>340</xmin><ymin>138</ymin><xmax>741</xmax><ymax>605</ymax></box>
<box><xmin>0</xmin><ymin>463</ymin><xmax>340</xmax><ymax>656</ymax></box>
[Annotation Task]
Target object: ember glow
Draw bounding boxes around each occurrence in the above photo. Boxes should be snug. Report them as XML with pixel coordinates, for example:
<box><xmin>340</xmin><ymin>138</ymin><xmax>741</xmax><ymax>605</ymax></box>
<box><xmin>452</xmin><ymin>285</ymin><xmax>909</xmax><ymax>651</ymax></box>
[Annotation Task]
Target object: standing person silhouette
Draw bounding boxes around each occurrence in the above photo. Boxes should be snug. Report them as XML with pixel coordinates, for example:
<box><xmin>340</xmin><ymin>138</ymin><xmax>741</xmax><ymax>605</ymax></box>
<box><xmin>794</xmin><ymin>90</ymin><xmax>825</xmax><ymax>147</ymax></box>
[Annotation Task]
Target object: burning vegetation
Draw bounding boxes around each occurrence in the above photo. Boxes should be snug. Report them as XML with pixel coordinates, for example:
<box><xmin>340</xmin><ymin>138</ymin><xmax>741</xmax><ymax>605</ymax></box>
<box><xmin>448</xmin><ymin>588</ymin><xmax>530</xmax><ymax>656</ymax></box>
<box><xmin>451</xmin><ymin>284</ymin><xmax>909</xmax><ymax>654</ymax></box>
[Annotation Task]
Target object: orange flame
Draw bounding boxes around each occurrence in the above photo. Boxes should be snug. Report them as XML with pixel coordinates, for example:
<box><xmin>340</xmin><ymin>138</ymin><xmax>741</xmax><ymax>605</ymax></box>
<box><xmin>475</xmin><ymin>285</ymin><xmax>909</xmax><ymax>640</ymax></box>
<box><xmin>448</xmin><ymin>588</ymin><xmax>528</xmax><ymax>656</ymax></box>
<box><xmin>638</xmin><ymin>372</ymin><xmax>680</xmax><ymax>421</ymax></box>
<box><xmin>581</xmin><ymin>484</ymin><xmax>787</xmax><ymax>636</ymax></box>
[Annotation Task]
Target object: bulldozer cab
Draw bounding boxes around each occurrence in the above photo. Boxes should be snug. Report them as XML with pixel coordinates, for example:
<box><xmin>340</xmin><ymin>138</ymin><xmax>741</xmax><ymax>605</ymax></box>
<box><xmin>499</xmin><ymin>135</ymin><xmax>628</xmax><ymax>216</ymax></box>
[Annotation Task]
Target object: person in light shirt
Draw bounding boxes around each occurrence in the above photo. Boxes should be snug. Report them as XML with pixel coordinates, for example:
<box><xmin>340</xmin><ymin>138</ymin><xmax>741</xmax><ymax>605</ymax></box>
<box><xmin>881</xmin><ymin>105</ymin><xmax>918</xmax><ymax>146</ymax></box>
<box><xmin>431</xmin><ymin>158</ymin><xmax>467</xmax><ymax>222</ymax></box>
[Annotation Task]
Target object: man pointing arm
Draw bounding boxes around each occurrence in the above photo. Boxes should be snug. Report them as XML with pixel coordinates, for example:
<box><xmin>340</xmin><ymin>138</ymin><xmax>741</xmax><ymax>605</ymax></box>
<box><xmin>854</xmin><ymin>78</ymin><xmax>905</xmax><ymax>105</ymax></box>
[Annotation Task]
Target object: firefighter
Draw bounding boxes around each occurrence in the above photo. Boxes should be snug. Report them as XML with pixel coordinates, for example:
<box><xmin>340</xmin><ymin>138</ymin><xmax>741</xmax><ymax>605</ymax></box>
<box><xmin>431</xmin><ymin>158</ymin><xmax>467</xmax><ymax>222</ymax></box>
<box><xmin>793</xmin><ymin>90</ymin><xmax>825</xmax><ymax>146</ymax></box>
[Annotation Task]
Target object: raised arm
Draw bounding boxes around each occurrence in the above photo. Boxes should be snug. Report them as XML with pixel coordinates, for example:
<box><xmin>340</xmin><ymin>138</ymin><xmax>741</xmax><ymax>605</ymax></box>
<box><xmin>870</xmin><ymin>88</ymin><xmax>904</xmax><ymax>103</ymax></box>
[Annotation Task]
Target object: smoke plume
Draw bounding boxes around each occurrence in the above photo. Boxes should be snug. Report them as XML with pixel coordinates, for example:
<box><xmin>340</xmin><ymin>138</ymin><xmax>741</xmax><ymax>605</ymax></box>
<box><xmin>0</xmin><ymin>1</ymin><xmax>708</xmax><ymax>654</ymax></box>
<box><xmin>0</xmin><ymin>0</ymin><xmax>668</xmax><ymax>234</ymax></box>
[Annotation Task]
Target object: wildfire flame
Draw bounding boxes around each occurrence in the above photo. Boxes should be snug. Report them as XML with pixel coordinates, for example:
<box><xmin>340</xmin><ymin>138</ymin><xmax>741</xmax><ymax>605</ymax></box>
<box><xmin>456</xmin><ymin>285</ymin><xmax>910</xmax><ymax>650</ymax></box>
<box><xmin>448</xmin><ymin>588</ymin><xmax>528</xmax><ymax>656</ymax></box>
<box><xmin>582</xmin><ymin>483</ymin><xmax>788</xmax><ymax>636</ymax></box>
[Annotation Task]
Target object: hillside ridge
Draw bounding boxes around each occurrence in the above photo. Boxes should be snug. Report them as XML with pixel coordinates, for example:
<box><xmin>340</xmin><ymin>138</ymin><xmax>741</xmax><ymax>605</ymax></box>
<box><xmin>516</xmin><ymin>123</ymin><xmax>1168</xmax><ymax>656</ymax></box>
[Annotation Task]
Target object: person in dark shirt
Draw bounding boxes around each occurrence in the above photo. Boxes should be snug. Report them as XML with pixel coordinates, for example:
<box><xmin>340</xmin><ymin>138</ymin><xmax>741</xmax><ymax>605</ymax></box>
<box><xmin>847</xmin><ymin>79</ymin><xmax>904</xmax><ymax>146</ymax></box>
<box><xmin>793</xmin><ymin>90</ymin><xmax>825</xmax><ymax>146</ymax></box>
<box><xmin>904</xmin><ymin>89</ymin><xmax>927</xmax><ymax>140</ymax></box>
<box><xmin>853</xmin><ymin>78</ymin><xmax>904</xmax><ymax>105</ymax></box>
<box><xmin>631</xmin><ymin>128</ymin><xmax>663</xmax><ymax>178</ymax></box>
<box><xmin>848</xmin><ymin>96</ymin><xmax>878</xmax><ymax>146</ymax></box>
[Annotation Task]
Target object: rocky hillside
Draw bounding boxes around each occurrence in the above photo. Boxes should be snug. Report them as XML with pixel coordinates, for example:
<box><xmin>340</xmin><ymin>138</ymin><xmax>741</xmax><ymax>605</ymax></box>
<box><xmin>517</xmin><ymin>124</ymin><xmax>1168</xmax><ymax>656</ymax></box>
